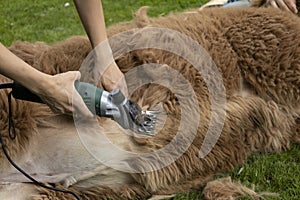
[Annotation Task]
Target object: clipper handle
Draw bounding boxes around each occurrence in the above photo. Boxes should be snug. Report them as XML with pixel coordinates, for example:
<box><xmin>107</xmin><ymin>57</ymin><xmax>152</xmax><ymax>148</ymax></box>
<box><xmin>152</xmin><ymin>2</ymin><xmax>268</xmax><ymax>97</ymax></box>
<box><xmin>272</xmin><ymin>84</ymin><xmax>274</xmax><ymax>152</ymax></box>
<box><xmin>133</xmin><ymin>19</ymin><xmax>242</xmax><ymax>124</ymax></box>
<box><xmin>74</xmin><ymin>81</ymin><xmax>104</xmax><ymax>116</ymax></box>
<box><xmin>11</xmin><ymin>82</ymin><xmax>43</xmax><ymax>103</ymax></box>
<box><xmin>12</xmin><ymin>81</ymin><xmax>105</xmax><ymax>116</ymax></box>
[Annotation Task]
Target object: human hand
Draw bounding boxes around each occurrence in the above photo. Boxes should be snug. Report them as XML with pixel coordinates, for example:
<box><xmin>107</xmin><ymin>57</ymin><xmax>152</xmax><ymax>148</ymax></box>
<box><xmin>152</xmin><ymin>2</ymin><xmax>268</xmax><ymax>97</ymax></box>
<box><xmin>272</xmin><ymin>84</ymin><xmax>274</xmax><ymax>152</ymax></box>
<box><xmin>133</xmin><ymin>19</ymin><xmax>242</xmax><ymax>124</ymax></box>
<box><xmin>267</xmin><ymin>0</ymin><xmax>298</xmax><ymax>13</ymax></box>
<box><xmin>38</xmin><ymin>71</ymin><xmax>93</xmax><ymax>118</ymax></box>
<box><xmin>79</xmin><ymin>39</ymin><xmax>128</xmax><ymax>97</ymax></box>
<box><xmin>98</xmin><ymin>62</ymin><xmax>128</xmax><ymax>97</ymax></box>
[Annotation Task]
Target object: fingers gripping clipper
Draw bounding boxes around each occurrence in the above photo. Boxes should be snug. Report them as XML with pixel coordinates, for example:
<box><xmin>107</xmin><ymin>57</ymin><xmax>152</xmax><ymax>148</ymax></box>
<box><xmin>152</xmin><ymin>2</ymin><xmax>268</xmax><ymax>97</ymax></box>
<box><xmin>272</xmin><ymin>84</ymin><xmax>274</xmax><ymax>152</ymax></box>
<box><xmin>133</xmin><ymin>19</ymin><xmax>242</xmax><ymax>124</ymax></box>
<box><xmin>11</xmin><ymin>82</ymin><xmax>157</xmax><ymax>135</ymax></box>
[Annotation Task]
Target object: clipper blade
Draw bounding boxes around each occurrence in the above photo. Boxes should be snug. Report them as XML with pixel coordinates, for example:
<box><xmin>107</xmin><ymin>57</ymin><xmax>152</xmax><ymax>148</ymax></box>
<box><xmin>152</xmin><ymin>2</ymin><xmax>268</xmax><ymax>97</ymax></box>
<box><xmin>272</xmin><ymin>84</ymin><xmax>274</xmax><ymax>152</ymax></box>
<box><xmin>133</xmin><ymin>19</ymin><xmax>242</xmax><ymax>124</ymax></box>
<box><xmin>137</xmin><ymin>110</ymin><xmax>159</xmax><ymax>135</ymax></box>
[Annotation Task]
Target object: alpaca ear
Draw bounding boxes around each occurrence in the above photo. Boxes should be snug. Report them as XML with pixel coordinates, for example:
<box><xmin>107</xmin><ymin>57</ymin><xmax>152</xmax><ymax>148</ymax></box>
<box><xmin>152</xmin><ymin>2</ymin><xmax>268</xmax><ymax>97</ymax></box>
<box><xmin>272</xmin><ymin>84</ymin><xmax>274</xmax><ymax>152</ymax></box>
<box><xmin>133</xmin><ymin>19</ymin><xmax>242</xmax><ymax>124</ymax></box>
<box><xmin>134</xmin><ymin>6</ymin><xmax>151</xmax><ymax>28</ymax></box>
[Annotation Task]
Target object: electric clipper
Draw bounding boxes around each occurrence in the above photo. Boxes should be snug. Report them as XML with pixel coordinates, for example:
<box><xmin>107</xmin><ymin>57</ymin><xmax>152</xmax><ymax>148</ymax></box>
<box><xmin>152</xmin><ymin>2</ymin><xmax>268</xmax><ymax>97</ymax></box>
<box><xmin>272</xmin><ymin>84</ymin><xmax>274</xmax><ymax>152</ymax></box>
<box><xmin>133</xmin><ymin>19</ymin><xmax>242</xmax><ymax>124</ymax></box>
<box><xmin>11</xmin><ymin>82</ymin><xmax>158</xmax><ymax>135</ymax></box>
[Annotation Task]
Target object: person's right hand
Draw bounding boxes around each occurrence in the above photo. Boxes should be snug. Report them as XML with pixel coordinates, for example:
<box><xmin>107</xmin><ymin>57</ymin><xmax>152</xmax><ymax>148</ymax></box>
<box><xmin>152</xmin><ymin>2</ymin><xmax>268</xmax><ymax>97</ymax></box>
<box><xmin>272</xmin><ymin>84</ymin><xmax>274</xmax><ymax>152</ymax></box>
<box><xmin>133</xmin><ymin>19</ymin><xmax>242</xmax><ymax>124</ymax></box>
<box><xmin>37</xmin><ymin>71</ymin><xmax>94</xmax><ymax>118</ymax></box>
<box><xmin>267</xmin><ymin>0</ymin><xmax>298</xmax><ymax>13</ymax></box>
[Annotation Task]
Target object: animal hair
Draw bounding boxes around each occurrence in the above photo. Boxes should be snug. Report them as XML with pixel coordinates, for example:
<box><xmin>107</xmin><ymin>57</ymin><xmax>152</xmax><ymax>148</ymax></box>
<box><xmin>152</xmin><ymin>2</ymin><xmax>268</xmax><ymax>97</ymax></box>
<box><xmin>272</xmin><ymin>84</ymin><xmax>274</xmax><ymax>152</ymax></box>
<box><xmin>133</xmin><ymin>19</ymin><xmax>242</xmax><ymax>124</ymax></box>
<box><xmin>2</xmin><ymin>6</ymin><xmax>300</xmax><ymax>199</ymax></box>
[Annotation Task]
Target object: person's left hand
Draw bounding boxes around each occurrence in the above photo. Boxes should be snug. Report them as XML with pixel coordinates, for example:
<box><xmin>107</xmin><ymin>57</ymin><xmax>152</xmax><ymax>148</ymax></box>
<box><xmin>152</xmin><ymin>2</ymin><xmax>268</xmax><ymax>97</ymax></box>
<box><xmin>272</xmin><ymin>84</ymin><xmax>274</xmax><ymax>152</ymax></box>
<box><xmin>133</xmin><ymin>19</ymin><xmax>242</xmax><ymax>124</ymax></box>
<box><xmin>267</xmin><ymin>0</ymin><xmax>298</xmax><ymax>13</ymax></box>
<box><xmin>79</xmin><ymin>40</ymin><xmax>128</xmax><ymax>97</ymax></box>
<box><xmin>99</xmin><ymin>61</ymin><xmax>128</xmax><ymax>97</ymax></box>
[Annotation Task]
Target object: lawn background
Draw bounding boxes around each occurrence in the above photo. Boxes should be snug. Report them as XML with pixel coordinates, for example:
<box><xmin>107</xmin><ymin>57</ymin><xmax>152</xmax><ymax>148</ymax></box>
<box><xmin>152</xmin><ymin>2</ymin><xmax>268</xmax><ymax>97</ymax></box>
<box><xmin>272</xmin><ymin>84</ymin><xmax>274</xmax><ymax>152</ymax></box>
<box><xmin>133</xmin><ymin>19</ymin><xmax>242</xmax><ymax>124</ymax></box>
<box><xmin>1</xmin><ymin>1</ymin><xmax>300</xmax><ymax>199</ymax></box>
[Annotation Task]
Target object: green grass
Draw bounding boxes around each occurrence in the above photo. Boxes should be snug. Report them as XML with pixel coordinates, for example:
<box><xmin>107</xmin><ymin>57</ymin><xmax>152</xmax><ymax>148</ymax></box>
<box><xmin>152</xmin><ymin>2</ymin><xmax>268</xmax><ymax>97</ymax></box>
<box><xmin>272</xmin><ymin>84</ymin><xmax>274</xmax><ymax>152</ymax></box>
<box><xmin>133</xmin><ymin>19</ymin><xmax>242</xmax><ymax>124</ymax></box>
<box><xmin>0</xmin><ymin>0</ymin><xmax>202</xmax><ymax>46</ymax></box>
<box><xmin>229</xmin><ymin>145</ymin><xmax>300</xmax><ymax>200</ymax></box>
<box><xmin>1</xmin><ymin>1</ymin><xmax>300</xmax><ymax>200</ymax></box>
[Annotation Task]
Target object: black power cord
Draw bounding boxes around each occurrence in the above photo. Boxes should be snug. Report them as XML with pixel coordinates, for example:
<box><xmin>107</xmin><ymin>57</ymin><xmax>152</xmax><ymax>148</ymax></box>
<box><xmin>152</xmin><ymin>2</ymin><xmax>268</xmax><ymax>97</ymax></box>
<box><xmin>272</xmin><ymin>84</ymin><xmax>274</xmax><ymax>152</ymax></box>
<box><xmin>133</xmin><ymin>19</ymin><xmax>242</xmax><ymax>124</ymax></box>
<box><xmin>0</xmin><ymin>83</ymin><xmax>14</xmax><ymax>90</ymax></box>
<box><xmin>0</xmin><ymin>83</ymin><xmax>81</xmax><ymax>200</ymax></box>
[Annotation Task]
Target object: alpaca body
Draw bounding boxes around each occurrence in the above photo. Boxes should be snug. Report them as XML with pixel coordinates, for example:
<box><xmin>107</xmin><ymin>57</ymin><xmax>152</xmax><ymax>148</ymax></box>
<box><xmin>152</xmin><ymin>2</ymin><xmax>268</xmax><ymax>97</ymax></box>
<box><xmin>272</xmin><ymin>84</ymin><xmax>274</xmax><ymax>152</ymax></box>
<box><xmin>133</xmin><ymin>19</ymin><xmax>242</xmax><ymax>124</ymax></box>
<box><xmin>0</xmin><ymin>7</ymin><xmax>299</xmax><ymax>199</ymax></box>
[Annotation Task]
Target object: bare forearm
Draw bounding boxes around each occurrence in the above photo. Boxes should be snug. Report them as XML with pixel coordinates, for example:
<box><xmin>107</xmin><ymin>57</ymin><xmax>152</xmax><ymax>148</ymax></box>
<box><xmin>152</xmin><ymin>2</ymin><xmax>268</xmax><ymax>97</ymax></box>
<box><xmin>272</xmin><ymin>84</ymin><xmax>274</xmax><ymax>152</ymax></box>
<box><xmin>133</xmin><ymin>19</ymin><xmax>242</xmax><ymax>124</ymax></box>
<box><xmin>0</xmin><ymin>43</ymin><xmax>50</xmax><ymax>94</ymax></box>
<box><xmin>73</xmin><ymin>0</ymin><xmax>107</xmax><ymax>48</ymax></box>
<box><xmin>73</xmin><ymin>0</ymin><xmax>128</xmax><ymax>95</ymax></box>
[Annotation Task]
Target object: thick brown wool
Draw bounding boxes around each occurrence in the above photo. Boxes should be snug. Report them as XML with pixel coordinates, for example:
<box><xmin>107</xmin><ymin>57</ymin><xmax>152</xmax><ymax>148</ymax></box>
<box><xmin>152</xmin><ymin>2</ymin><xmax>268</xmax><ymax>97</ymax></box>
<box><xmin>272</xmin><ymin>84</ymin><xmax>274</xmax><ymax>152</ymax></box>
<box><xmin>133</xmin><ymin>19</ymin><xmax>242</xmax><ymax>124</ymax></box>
<box><xmin>2</xmin><ymin>7</ymin><xmax>300</xmax><ymax>199</ymax></box>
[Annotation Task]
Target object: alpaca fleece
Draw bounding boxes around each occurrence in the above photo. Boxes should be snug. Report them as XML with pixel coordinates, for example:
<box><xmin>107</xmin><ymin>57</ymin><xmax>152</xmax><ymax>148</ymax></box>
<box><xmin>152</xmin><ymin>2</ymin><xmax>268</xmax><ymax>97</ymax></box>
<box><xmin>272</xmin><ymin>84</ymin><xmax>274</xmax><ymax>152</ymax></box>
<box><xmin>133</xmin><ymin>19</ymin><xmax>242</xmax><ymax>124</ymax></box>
<box><xmin>1</xmin><ymin>7</ymin><xmax>299</xmax><ymax>199</ymax></box>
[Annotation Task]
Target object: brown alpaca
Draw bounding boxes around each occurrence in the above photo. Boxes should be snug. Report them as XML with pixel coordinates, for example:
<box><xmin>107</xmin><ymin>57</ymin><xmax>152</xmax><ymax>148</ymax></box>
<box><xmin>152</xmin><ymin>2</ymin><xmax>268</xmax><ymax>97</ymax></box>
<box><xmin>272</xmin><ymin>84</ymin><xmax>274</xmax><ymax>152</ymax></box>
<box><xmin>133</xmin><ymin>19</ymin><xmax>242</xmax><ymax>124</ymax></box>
<box><xmin>0</xmin><ymin>7</ymin><xmax>299</xmax><ymax>200</ymax></box>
